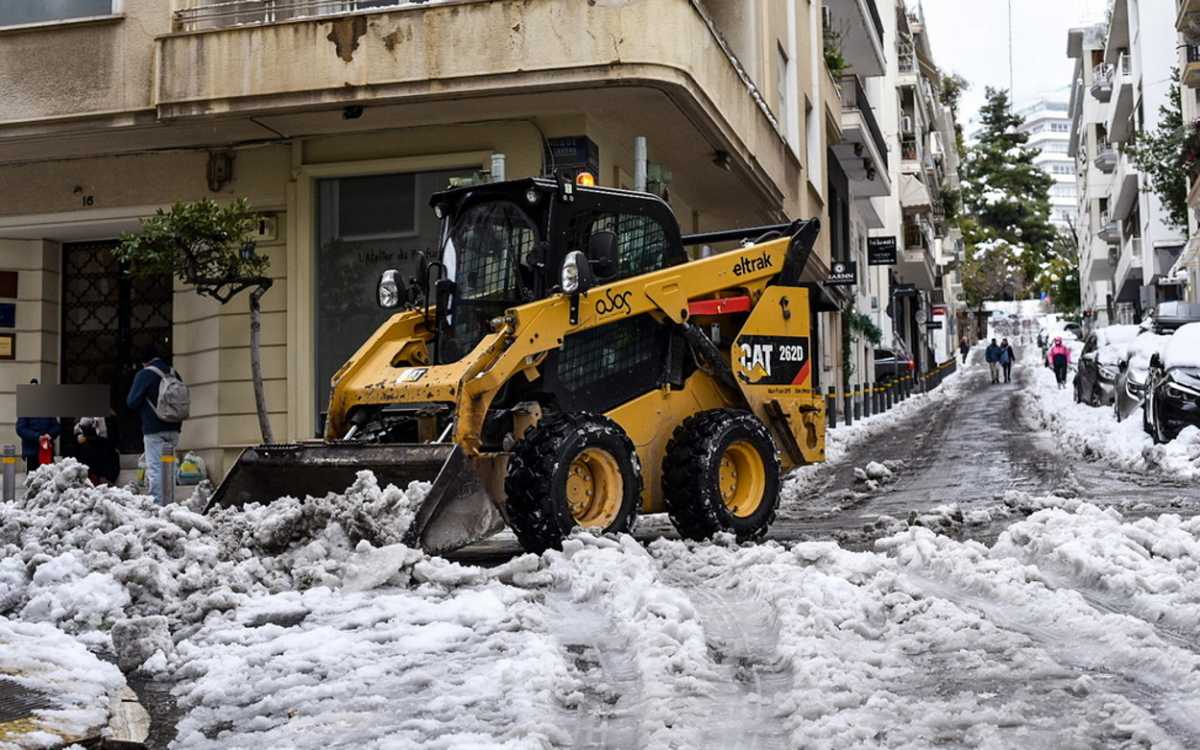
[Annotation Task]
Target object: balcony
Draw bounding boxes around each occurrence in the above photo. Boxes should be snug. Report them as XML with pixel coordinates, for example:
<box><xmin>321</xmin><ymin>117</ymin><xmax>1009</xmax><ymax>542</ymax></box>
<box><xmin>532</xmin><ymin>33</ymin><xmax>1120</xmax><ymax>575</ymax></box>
<box><xmin>834</xmin><ymin>75</ymin><xmax>890</xmax><ymax>197</ymax></box>
<box><xmin>1115</xmin><ymin>237</ymin><xmax>1144</xmax><ymax>299</ymax></box>
<box><xmin>1093</xmin><ymin>141</ymin><xmax>1116</xmax><ymax>173</ymax></box>
<box><xmin>1090</xmin><ymin>63</ymin><xmax>1113</xmax><ymax>102</ymax></box>
<box><xmin>900</xmin><ymin>134</ymin><xmax>922</xmax><ymax>171</ymax></box>
<box><xmin>1098</xmin><ymin>217</ymin><xmax>1121</xmax><ymax>244</ymax></box>
<box><xmin>1110</xmin><ymin>152</ymin><xmax>1139</xmax><ymax>219</ymax></box>
<box><xmin>899</xmin><ymin>221</ymin><xmax>936</xmax><ymax>291</ymax></box>
<box><xmin>826</xmin><ymin>0</ymin><xmax>886</xmax><ymax>77</ymax></box>
<box><xmin>897</xmin><ymin>42</ymin><xmax>917</xmax><ymax>86</ymax></box>
<box><xmin>1106</xmin><ymin>53</ymin><xmax>1134</xmax><ymax>143</ymax></box>
<box><xmin>1177</xmin><ymin>0</ymin><xmax>1200</xmax><ymax>38</ymax></box>
<box><xmin>1184</xmin><ymin>44</ymin><xmax>1200</xmax><ymax>89</ymax></box>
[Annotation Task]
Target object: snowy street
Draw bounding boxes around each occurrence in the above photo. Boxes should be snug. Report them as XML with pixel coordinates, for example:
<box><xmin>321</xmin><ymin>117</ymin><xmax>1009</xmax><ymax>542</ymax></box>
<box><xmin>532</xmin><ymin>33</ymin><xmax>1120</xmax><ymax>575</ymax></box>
<box><xmin>3</xmin><ymin>346</ymin><xmax>1200</xmax><ymax>748</ymax></box>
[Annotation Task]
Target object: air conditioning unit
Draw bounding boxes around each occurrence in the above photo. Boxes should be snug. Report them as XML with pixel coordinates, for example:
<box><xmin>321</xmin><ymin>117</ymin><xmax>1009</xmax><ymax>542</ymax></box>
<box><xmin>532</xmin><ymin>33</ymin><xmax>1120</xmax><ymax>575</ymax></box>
<box><xmin>901</xmin><ymin>116</ymin><xmax>914</xmax><ymax>134</ymax></box>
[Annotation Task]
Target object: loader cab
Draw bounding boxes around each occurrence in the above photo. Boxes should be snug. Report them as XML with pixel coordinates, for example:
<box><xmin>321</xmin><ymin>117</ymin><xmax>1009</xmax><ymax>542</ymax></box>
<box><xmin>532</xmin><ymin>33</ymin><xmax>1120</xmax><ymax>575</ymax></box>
<box><xmin>423</xmin><ymin>178</ymin><xmax>685</xmax><ymax>365</ymax></box>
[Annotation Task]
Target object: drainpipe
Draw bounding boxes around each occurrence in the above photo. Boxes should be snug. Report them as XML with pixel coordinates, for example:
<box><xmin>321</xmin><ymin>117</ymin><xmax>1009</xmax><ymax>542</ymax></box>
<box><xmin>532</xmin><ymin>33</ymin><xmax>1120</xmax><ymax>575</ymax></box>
<box><xmin>634</xmin><ymin>137</ymin><xmax>648</xmax><ymax>192</ymax></box>
<box><xmin>490</xmin><ymin>153</ymin><xmax>506</xmax><ymax>183</ymax></box>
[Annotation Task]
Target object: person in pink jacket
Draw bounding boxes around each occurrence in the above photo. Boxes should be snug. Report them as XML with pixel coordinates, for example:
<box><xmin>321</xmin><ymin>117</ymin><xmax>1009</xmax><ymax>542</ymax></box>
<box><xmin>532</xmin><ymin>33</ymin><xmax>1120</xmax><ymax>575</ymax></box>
<box><xmin>1047</xmin><ymin>337</ymin><xmax>1072</xmax><ymax>388</ymax></box>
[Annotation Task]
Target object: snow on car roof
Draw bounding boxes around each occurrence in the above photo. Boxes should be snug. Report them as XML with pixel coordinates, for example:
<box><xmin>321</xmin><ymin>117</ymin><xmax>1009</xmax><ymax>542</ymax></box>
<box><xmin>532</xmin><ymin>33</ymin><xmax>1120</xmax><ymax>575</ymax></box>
<box><xmin>1124</xmin><ymin>333</ymin><xmax>1170</xmax><ymax>371</ymax></box>
<box><xmin>1096</xmin><ymin>325</ymin><xmax>1140</xmax><ymax>347</ymax></box>
<box><xmin>1164</xmin><ymin>322</ymin><xmax>1200</xmax><ymax>368</ymax></box>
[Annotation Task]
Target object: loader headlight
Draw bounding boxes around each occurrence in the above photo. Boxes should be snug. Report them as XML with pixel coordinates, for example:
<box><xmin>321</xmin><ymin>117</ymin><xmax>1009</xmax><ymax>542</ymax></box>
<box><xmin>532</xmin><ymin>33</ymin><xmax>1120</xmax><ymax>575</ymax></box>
<box><xmin>561</xmin><ymin>251</ymin><xmax>583</xmax><ymax>294</ymax></box>
<box><xmin>377</xmin><ymin>269</ymin><xmax>401</xmax><ymax>308</ymax></box>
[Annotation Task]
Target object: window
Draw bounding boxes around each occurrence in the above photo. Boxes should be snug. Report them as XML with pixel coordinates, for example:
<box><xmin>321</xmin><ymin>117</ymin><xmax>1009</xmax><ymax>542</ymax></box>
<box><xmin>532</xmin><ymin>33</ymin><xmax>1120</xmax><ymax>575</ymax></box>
<box><xmin>586</xmin><ymin>213</ymin><xmax>668</xmax><ymax>278</ymax></box>
<box><xmin>1052</xmin><ymin>163</ymin><xmax>1074</xmax><ymax>175</ymax></box>
<box><xmin>1051</xmin><ymin>122</ymin><xmax>1071</xmax><ymax>133</ymax></box>
<box><xmin>776</xmin><ymin>44</ymin><xmax>791</xmax><ymax>136</ymax></box>
<box><xmin>313</xmin><ymin>167</ymin><xmax>474</xmax><ymax>434</ymax></box>
<box><xmin>0</xmin><ymin>0</ymin><xmax>113</xmax><ymax>26</ymax></box>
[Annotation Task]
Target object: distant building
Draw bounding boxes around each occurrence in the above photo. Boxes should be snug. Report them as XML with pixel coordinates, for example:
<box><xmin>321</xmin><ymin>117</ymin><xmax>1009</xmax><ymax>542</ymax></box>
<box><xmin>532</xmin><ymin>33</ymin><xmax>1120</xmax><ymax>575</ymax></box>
<box><xmin>1014</xmin><ymin>98</ymin><xmax>1076</xmax><ymax>232</ymax></box>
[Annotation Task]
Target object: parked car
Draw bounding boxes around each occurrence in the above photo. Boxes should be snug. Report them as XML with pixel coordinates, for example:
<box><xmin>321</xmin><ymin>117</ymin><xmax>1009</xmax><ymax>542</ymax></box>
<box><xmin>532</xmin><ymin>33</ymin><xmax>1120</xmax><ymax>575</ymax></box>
<box><xmin>1113</xmin><ymin>332</ymin><xmax>1170</xmax><ymax>422</ymax></box>
<box><xmin>874</xmin><ymin>349</ymin><xmax>914</xmax><ymax>385</ymax></box>
<box><xmin>1073</xmin><ymin>325</ymin><xmax>1139</xmax><ymax>406</ymax></box>
<box><xmin>1147</xmin><ymin>302</ymin><xmax>1200</xmax><ymax>334</ymax></box>
<box><xmin>1143</xmin><ymin>322</ymin><xmax>1200</xmax><ymax>442</ymax></box>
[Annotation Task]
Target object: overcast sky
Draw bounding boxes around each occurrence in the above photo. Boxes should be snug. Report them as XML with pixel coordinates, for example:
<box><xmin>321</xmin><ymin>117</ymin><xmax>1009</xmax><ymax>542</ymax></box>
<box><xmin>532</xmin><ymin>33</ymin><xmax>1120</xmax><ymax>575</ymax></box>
<box><xmin>919</xmin><ymin>0</ymin><xmax>1109</xmax><ymax>128</ymax></box>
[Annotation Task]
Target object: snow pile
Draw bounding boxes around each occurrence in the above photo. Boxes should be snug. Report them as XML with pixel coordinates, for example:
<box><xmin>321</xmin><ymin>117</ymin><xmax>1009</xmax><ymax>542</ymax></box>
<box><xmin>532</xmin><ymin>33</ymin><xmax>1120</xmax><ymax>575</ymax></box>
<box><xmin>154</xmin><ymin>495</ymin><xmax>1200</xmax><ymax>748</ymax></box>
<box><xmin>1024</xmin><ymin>359</ymin><xmax>1200</xmax><ymax>479</ymax></box>
<box><xmin>0</xmin><ymin>616</ymin><xmax>125</xmax><ymax>748</ymax></box>
<box><xmin>995</xmin><ymin>504</ymin><xmax>1200</xmax><ymax>634</ymax></box>
<box><xmin>0</xmin><ymin>460</ymin><xmax>432</xmax><ymax>648</ymax></box>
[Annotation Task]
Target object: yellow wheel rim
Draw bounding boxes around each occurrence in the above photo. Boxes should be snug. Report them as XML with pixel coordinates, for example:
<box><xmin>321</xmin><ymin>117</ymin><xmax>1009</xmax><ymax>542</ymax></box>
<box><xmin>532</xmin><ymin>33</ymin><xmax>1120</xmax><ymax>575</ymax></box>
<box><xmin>565</xmin><ymin>447</ymin><xmax>623</xmax><ymax>528</ymax></box>
<box><xmin>718</xmin><ymin>440</ymin><xmax>766</xmax><ymax>518</ymax></box>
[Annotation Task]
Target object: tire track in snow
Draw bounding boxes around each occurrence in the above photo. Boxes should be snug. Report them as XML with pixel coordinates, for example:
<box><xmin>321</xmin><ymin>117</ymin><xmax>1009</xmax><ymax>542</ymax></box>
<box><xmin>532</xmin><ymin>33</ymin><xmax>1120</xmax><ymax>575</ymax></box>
<box><xmin>661</xmin><ymin>570</ymin><xmax>793</xmax><ymax>750</ymax></box>
<box><xmin>544</xmin><ymin>593</ymin><xmax>644</xmax><ymax>749</ymax></box>
<box><xmin>902</xmin><ymin>571</ymin><xmax>1200</xmax><ymax>747</ymax></box>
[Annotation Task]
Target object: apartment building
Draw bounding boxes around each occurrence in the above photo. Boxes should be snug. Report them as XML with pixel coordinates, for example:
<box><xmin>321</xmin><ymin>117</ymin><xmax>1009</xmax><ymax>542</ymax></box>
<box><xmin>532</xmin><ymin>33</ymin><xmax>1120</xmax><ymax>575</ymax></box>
<box><xmin>0</xmin><ymin>0</ymin><xmax>876</xmax><ymax>480</ymax></box>
<box><xmin>1074</xmin><ymin>0</ymin><xmax>1185</xmax><ymax>325</ymax></box>
<box><xmin>1068</xmin><ymin>24</ymin><xmax>1116</xmax><ymax>326</ymax></box>
<box><xmin>1016</xmin><ymin>98</ymin><xmax>1076</xmax><ymax>231</ymax></box>
<box><xmin>1176</xmin><ymin>0</ymin><xmax>1200</xmax><ymax>301</ymax></box>
<box><xmin>890</xmin><ymin>2</ymin><xmax>961</xmax><ymax>369</ymax></box>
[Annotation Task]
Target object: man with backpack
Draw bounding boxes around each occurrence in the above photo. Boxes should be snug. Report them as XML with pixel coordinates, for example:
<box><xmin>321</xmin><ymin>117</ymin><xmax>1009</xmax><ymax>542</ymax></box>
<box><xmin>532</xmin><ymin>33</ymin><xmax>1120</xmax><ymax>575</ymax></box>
<box><xmin>126</xmin><ymin>345</ymin><xmax>190</xmax><ymax>503</ymax></box>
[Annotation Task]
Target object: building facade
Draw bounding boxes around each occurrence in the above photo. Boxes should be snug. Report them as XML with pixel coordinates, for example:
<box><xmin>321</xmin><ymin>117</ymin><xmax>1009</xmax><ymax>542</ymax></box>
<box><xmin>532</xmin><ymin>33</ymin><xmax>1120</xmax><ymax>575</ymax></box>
<box><xmin>0</xmin><ymin>0</ymin><xmax>959</xmax><ymax>483</ymax></box>
<box><xmin>1067</xmin><ymin>23</ymin><xmax>1116</xmax><ymax>327</ymax></box>
<box><xmin>1016</xmin><ymin>98</ymin><xmax>1076</xmax><ymax>232</ymax></box>
<box><xmin>1072</xmin><ymin>0</ymin><xmax>1186</xmax><ymax>326</ymax></box>
<box><xmin>1176</xmin><ymin>0</ymin><xmax>1200</xmax><ymax>301</ymax></box>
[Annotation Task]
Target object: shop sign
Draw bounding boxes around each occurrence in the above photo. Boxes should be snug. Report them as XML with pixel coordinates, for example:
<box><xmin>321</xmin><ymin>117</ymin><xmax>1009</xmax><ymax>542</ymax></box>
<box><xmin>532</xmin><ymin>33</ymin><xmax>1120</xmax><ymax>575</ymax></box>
<box><xmin>827</xmin><ymin>261</ymin><xmax>858</xmax><ymax>286</ymax></box>
<box><xmin>867</xmin><ymin>237</ymin><xmax>898</xmax><ymax>265</ymax></box>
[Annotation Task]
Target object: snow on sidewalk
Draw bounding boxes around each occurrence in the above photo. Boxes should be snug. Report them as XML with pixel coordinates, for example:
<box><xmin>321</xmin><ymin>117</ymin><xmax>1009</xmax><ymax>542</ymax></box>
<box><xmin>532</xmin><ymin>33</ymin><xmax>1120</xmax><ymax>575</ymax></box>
<box><xmin>1023</xmin><ymin>359</ymin><xmax>1200</xmax><ymax>479</ymax></box>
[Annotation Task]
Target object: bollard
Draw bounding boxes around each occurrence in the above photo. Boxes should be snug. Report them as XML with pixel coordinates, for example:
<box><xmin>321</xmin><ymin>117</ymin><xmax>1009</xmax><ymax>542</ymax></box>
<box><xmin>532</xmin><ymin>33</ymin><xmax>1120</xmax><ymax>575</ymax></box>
<box><xmin>885</xmin><ymin>383</ymin><xmax>893</xmax><ymax>410</ymax></box>
<box><xmin>2</xmin><ymin>444</ymin><xmax>15</xmax><ymax>503</ymax></box>
<box><xmin>160</xmin><ymin>453</ymin><xmax>176</xmax><ymax>505</ymax></box>
<box><xmin>854</xmin><ymin>388</ymin><xmax>862</xmax><ymax>421</ymax></box>
<box><xmin>827</xmin><ymin>386</ymin><xmax>838</xmax><ymax>429</ymax></box>
<box><xmin>864</xmin><ymin>385</ymin><xmax>872</xmax><ymax>418</ymax></box>
<box><xmin>844</xmin><ymin>387</ymin><xmax>853</xmax><ymax>427</ymax></box>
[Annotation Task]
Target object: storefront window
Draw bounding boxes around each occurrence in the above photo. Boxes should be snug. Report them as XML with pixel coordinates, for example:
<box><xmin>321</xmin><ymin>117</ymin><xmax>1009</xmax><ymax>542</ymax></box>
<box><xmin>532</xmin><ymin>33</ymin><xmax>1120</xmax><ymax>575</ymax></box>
<box><xmin>314</xmin><ymin>168</ymin><xmax>473</xmax><ymax>434</ymax></box>
<box><xmin>1</xmin><ymin>0</ymin><xmax>113</xmax><ymax>26</ymax></box>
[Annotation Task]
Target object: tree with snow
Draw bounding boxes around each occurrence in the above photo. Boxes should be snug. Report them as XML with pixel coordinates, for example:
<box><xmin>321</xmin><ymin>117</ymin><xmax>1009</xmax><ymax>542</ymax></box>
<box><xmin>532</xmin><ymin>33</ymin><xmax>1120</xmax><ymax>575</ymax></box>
<box><xmin>1127</xmin><ymin>70</ymin><xmax>1187</xmax><ymax>230</ymax></box>
<box><xmin>959</xmin><ymin>88</ymin><xmax>1057</xmax><ymax>303</ymax></box>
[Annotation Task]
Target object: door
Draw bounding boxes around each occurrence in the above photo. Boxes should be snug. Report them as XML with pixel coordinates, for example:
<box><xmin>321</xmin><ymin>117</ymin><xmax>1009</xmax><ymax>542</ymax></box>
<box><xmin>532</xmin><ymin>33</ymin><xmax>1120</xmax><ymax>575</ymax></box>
<box><xmin>60</xmin><ymin>241</ymin><xmax>174</xmax><ymax>455</ymax></box>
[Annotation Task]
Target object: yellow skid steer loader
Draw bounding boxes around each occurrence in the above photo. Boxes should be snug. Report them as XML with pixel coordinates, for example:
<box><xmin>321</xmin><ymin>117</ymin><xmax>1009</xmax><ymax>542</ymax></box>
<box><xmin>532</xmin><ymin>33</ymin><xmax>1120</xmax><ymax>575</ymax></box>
<box><xmin>209</xmin><ymin>177</ymin><xmax>828</xmax><ymax>554</ymax></box>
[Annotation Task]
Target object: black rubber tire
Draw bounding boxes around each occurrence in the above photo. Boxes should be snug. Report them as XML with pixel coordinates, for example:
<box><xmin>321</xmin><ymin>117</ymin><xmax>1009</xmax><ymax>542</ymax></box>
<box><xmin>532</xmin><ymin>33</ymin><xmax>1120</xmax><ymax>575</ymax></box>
<box><xmin>662</xmin><ymin>409</ymin><xmax>781</xmax><ymax>543</ymax></box>
<box><xmin>504</xmin><ymin>412</ymin><xmax>642</xmax><ymax>553</ymax></box>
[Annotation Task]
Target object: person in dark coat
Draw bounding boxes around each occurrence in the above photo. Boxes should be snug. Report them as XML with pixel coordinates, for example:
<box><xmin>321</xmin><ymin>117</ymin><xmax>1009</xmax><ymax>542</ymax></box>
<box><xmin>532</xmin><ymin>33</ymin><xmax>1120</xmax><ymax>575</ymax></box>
<box><xmin>959</xmin><ymin>337</ymin><xmax>970</xmax><ymax>364</ymax></box>
<box><xmin>985</xmin><ymin>339</ymin><xmax>1002</xmax><ymax>384</ymax></box>
<box><xmin>73</xmin><ymin>417</ymin><xmax>120</xmax><ymax>486</ymax></box>
<box><xmin>15</xmin><ymin>378</ymin><xmax>61</xmax><ymax>473</ymax></box>
<box><xmin>999</xmin><ymin>338</ymin><xmax>1015</xmax><ymax>383</ymax></box>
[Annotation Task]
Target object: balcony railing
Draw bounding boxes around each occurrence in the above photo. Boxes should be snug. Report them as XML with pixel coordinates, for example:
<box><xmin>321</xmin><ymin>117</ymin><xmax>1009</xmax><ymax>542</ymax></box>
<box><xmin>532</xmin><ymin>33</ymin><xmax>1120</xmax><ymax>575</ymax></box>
<box><xmin>1188</xmin><ymin>44</ymin><xmax>1200</xmax><ymax>63</ymax></box>
<box><xmin>898</xmin><ymin>43</ymin><xmax>916</xmax><ymax>74</ymax></box>
<box><xmin>901</xmin><ymin>135</ymin><xmax>919</xmax><ymax>161</ymax></box>
<box><xmin>1118</xmin><ymin>52</ymin><xmax>1131</xmax><ymax>76</ymax></box>
<box><xmin>840</xmin><ymin>75</ymin><xmax>888</xmax><ymax>169</ymax></box>
<box><xmin>174</xmin><ymin>0</ymin><xmax>432</xmax><ymax>32</ymax></box>
<box><xmin>1094</xmin><ymin>142</ymin><xmax>1117</xmax><ymax>173</ymax></box>
<box><xmin>1090</xmin><ymin>63</ymin><xmax>1113</xmax><ymax>102</ymax></box>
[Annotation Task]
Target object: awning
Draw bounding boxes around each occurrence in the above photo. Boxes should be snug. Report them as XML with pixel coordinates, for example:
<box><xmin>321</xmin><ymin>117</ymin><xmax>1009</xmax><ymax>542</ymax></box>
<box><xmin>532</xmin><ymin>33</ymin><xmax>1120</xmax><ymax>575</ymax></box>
<box><xmin>899</xmin><ymin>174</ymin><xmax>932</xmax><ymax>211</ymax></box>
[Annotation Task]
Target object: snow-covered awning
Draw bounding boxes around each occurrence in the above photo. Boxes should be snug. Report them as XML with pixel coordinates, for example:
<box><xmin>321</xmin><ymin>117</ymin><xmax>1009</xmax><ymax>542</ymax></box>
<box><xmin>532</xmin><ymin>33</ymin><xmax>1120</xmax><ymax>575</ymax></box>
<box><xmin>899</xmin><ymin>174</ymin><xmax>932</xmax><ymax>210</ymax></box>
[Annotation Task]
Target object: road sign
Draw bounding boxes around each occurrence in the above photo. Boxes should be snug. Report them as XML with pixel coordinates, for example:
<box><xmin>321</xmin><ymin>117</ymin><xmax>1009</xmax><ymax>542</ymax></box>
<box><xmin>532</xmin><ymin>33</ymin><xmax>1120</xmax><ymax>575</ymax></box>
<box><xmin>925</xmin><ymin>321</ymin><xmax>943</xmax><ymax>330</ymax></box>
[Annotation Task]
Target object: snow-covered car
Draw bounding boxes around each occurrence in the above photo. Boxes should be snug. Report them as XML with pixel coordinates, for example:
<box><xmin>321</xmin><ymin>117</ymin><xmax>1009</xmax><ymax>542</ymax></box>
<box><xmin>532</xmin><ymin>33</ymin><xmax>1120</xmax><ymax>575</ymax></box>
<box><xmin>1072</xmin><ymin>325</ymin><xmax>1139</xmax><ymax>407</ymax></box>
<box><xmin>1143</xmin><ymin>322</ymin><xmax>1200</xmax><ymax>442</ymax></box>
<box><xmin>1113</xmin><ymin>332</ymin><xmax>1170</xmax><ymax>422</ymax></box>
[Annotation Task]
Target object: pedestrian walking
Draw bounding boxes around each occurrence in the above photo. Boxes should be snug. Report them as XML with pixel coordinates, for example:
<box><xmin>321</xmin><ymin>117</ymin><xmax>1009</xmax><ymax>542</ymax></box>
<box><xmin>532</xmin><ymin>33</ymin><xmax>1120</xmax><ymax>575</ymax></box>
<box><xmin>15</xmin><ymin>379</ymin><xmax>61</xmax><ymax>474</ymax></box>
<box><xmin>985</xmin><ymin>339</ymin><xmax>1002</xmax><ymax>384</ymax></box>
<box><xmin>126</xmin><ymin>345</ymin><xmax>189</xmax><ymax>503</ymax></box>
<box><xmin>959</xmin><ymin>336</ymin><xmax>970</xmax><ymax>364</ymax></box>
<box><xmin>1047</xmin><ymin>337</ymin><xmax>1071</xmax><ymax>389</ymax></box>
<box><xmin>999</xmin><ymin>338</ymin><xmax>1015</xmax><ymax>383</ymax></box>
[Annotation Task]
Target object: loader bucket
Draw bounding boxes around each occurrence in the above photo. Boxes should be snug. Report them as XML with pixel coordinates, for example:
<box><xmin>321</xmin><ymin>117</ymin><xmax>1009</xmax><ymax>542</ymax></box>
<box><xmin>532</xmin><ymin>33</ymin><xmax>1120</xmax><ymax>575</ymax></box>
<box><xmin>207</xmin><ymin>443</ymin><xmax>507</xmax><ymax>555</ymax></box>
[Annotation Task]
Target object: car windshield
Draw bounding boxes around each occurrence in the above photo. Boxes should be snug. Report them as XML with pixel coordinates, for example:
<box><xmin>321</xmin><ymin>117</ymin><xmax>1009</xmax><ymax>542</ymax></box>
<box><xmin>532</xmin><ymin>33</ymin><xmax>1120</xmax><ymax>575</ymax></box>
<box><xmin>438</xmin><ymin>200</ymin><xmax>538</xmax><ymax>362</ymax></box>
